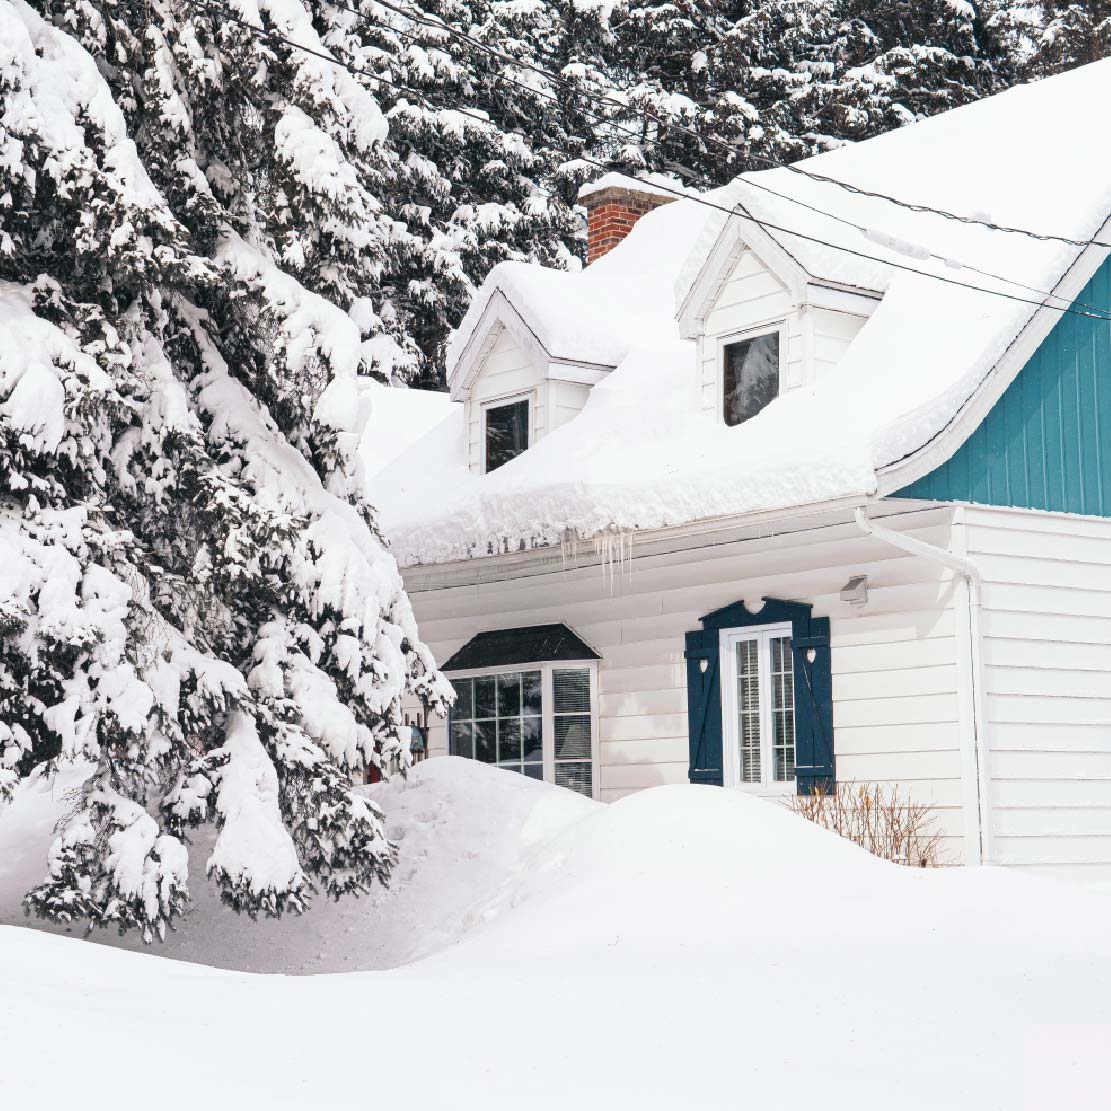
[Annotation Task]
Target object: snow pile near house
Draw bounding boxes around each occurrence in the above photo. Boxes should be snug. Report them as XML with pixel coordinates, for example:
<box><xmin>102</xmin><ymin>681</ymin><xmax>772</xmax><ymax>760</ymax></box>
<box><xmin>365</xmin><ymin>61</ymin><xmax>1111</xmax><ymax>567</ymax></box>
<box><xmin>3</xmin><ymin>758</ymin><xmax>1111</xmax><ymax>1109</ymax></box>
<box><xmin>0</xmin><ymin>758</ymin><xmax>593</xmax><ymax>973</ymax></box>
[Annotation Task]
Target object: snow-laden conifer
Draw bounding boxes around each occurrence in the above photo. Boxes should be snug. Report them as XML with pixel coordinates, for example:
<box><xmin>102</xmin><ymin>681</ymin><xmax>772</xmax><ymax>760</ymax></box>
<box><xmin>1</xmin><ymin>0</ymin><xmax>450</xmax><ymax>943</ymax></box>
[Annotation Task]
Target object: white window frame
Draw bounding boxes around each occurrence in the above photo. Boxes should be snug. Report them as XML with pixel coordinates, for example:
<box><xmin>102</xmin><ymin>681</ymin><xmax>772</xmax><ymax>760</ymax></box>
<box><xmin>718</xmin><ymin>622</ymin><xmax>796</xmax><ymax>794</ymax></box>
<box><xmin>444</xmin><ymin>660</ymin><xmax>599</xmax><ymax>800</ymax></box>
<box><xmin>717</xmin><ymin>319</ymin><xmax>786</xmax><ymax>428</ymax></box>
<box><xmin>480</xmin><ymin>390</ymin><xmax>533</xmax><ymax>474</ymax></box>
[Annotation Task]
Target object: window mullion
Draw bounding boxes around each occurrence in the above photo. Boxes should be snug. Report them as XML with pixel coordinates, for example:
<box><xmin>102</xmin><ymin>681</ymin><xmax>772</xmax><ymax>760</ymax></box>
<box><xmin>541</xmin><ymin>665</ymin><xmax>555</xmax><ymax>783</ymax></box>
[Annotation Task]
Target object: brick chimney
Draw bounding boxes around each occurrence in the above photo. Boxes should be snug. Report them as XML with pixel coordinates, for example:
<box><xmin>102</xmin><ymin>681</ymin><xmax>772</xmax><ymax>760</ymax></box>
<box><xmin>578</xmin><ymin>174</ymin><xmax>676</xmax><ymax>265</ymax></box>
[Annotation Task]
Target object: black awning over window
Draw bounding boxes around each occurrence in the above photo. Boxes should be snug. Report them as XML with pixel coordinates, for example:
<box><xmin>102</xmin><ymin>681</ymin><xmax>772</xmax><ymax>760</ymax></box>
<box><xmin>442</xmin><ymin>624</ymin><xmax>601</xmax><ymax>672</ymax></box>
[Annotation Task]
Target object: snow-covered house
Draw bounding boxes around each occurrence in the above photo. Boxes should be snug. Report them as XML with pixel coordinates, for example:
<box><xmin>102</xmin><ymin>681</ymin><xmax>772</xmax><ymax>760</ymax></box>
<box><xmin>363</xmin><ymin>60</ymin><xmax>1111</xmax><ymax>881</ymax></box>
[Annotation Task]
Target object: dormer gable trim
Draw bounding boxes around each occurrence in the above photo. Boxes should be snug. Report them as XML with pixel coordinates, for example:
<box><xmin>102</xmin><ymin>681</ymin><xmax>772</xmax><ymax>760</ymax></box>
<box><xmin>448</xmin><ymin>288</ymin><xmax>618</xmax><ymax>403</ymax></box>
<box><xmin>676</xmin><ymin>211</ymin><xmax>881</xmax><ymax>340</ymax></box>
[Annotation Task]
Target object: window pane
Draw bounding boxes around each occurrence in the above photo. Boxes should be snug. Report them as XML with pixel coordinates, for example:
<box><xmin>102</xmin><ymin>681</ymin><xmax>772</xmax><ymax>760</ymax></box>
<box><xmin>452</xmin><ymin>677</ymin><xmax>473</xmax><ymax>721</ymax></box>
<box><xmin>474</xmin><ymin>720</ymin><xmax>496</xmax><ymax>763</ymax></box>
<box><xmin>498</xmin><ymin>718</ymin><xmax>522</xmax><ymax>763</ymax></box>
<box><xmin>521</xmin><ymin>715</ymin><xmax>542</xmax><ymax>763</ymax></box>
<box><xmin>450</xmin><ymin>720</ymin><xmax>473</xmax><ymax>759</ymax></box>
<box><xmin>497</xmin><ymin>672</ymin><xmax>521</xmax><ymax>719</ymax></box>
<box><xmin>553</xmin><ymin>669</ymin><xmax>590</xmax><ymax>714</ymax></box>
<box><xmin>555</xmin><ymin>715</ymin><xmax>591</xmax><ymax>760</ymax></box>
<box><xmin>555</xmin><ymin>762</ymin><xmax>592</xmax><ymax>797</ymax></box>
<box><xmin>770</xmin><ymin>635</ymin><xmax>796</xmax><ymax>783</ymax></box>
<box><xmin>522</xmin><ymin>671</ymin><xmax>542</xmax><ymax>715</ymax></box>
<box><xmin>485</xmin><ymin>399</ymin><xmax>529</xmax><ymax>472</ymax></box>
<box><xmin>736</xmin><ymin>638</ymin><xmax>761</xmax><ymax>784</ymax></box>
<box><xmin>523</xmin><ymin>763</ymin><xmax>543</xmax><ymax>780</ymax></box>
<box><xmin>474</xmin><ymin>676</ymin><xmax>496</xmax><ymax>719</ymax></box>
<box><xmin>724</xmin><ymin>332</ymin><xmax>779</xmax><ymax>427</ymax></box>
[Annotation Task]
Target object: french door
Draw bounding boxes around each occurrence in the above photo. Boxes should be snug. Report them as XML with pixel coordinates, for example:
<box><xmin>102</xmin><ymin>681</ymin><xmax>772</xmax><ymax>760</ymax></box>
<box><xmin>718</xmin><ymin>623</ymin><xmax>797</xmax><ymax>791</ymax></box>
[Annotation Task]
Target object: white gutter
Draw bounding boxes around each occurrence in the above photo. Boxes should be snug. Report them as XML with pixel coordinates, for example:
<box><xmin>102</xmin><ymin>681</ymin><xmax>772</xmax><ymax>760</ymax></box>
<box><xmin>853</xmin><ymin>506</ymin><xmax>990</xmax><ymax>865</ymax></box>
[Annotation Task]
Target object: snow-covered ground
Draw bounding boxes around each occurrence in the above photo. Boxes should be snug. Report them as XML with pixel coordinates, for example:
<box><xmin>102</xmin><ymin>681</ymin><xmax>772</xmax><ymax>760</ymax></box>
<box><xmin>3</xmin><ymin>758</ymin><xmax>1111</xmax><ymax>1109</ymax></box>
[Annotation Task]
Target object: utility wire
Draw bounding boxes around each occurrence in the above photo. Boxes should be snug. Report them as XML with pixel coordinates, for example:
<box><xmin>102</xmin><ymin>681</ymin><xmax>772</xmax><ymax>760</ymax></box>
<box><xmin>359</xmin><ymin>0</ymin><xmax>1111</xmax><ymax>252</ymax></box>
<box><xmin>179</xmin><ymin>0</ymin><xmax>1111</xmax><ymax>322</ymax></box>
<box><xmin>329</xmin><ymin>0</ymin><xmax>1097</xmax><ymax>315</ymax></box>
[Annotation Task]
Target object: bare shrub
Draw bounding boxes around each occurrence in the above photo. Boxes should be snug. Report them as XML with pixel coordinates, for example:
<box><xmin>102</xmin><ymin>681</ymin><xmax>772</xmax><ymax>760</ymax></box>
<box><xmin>787</xmin><ymin>782</ymin><xmax>942</xmax><ymax>867</ymax></box>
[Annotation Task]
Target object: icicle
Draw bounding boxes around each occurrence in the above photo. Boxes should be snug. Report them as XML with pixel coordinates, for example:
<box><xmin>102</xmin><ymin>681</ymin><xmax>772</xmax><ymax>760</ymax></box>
<box><xmin>592</xmin><ymin>527</ymin><xmax>635</xmax><ymax>592</ymax></box>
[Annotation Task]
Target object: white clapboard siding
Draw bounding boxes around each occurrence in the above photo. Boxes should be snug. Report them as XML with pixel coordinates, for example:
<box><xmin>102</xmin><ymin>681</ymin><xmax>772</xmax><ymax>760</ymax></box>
<box><xmin>811</xmin><ymin>307</ymin><xmax>866</xmax><ymax>379</ymax></box>
<box><xmin>963</xmin><ymin>504</ymin><xmax>1111</xmax><ymax>881</ymax></box>
<box><xmin>406</xmin><ymin>505</ymin><xmax>968</xmax><ymax>859</ymax></box>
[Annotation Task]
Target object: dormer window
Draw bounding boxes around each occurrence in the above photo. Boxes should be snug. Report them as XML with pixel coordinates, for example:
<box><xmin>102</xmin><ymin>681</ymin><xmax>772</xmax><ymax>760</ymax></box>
<box><xmin>723</xmin><ymin>327</ymin><xmax>781</xmax><ymax>427</ymax></box>
<box><xmin>484</xmin><ymin>396</ymin><xmax>529</xmax><ymax>473</ymax></box>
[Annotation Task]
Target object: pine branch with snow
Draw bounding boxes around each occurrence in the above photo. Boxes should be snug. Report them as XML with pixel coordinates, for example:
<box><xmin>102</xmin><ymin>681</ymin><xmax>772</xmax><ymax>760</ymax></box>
<box><xmin>0</xmin><ymin>0</ymin><xmax>451</xmax><ymax>942</ymax></box>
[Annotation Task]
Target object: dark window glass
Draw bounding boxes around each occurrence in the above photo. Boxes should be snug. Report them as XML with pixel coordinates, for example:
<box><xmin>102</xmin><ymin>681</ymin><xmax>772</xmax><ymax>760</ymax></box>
<box><xmin>485</xmin><ymin>399</ymin><xmax>529</xmax><ymax>472</ymax></box>
<box><xmin>522</xmin><ymin>671</ymin><xmax>543</xmax><ymax>716</ymax></box>
<box><xmin>450</xmin><ymin>669</ymin><xmax>542</xmax><ymax>779</ymax></box>
<box><xmin>452</xmin><ymin>678</ymin><xmax>473</xmax><ymax>721</ymax></box>
<box><xmin>723</xmin><ymin>332</ymin><xmax>779</xmax><ymax>427</ymax></box>
<box><xmin>474</xmin><ymin>720</ymin><xmax>496</xmax><ymax>763</ymax></box>
<box><xmin>449</xmin><ymin>720</ymin><xmax>473</xmax><ymax>759</ymax></box>
<box><xmin>521</xmin><ymin>714</ymin><xmax>542</xmax><ymax>763</ymax></box>
<box><xmin>498</xmin><ymin>718</ymin><xmax>522</xmax><ymax>763</ymax></box>
<box><xmin>474</xmin><ymin>676</ymin><xmax>496</xmax><ymax>719</ymax></box>
<box><xmin>497</xmin><ymin>672</ymin><xmax>521</xmax><ymax>718</ymax></box>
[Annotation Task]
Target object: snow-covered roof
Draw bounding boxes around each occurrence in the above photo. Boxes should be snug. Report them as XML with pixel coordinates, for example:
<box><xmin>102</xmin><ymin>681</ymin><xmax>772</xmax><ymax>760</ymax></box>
<box><xmin>367</xmin><ymin>61</ymin><xmax>1111</xmax><ymax>567</ymax></box>
<box><xmin>446</xmin><ymin>195</ymin><xmax>705</xmax><ymax>390</ymax></box>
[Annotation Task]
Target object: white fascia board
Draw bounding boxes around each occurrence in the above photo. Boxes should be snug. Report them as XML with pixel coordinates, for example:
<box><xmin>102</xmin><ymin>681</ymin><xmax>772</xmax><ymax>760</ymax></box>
<box><xmin>399</xmin><ymin>492</ymin><xmax>877</xmax><ymax>586</ymax></box>
<box><xmin>448</xmin><ymin>289</ymin><xmax>552</xmax><ymax>402</ymax></box>
<box><xmin>544</xmin><ymin>360</ymin><xmax>614</xmax><ymax>385</ymax></box>
<box><xmin>876</xmin><ymin>227</ymin><xmax>1111</xmax><ymax>496</ymax></box>
<box><xmin>801</xmin><ymin>282</ymin><xmax>882</xmax><ymax>316</ymax></box>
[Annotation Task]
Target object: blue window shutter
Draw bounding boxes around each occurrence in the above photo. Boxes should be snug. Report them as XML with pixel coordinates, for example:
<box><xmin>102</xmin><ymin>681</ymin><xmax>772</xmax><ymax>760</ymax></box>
<box><xmin>684</xmin><ymin>628</ymin><xmax>723</xmax><ymax>785</ymax></box>
<box><xmin>791</xmin><ymin>616</ymin><xmax>834</xmax><ymax>795</ymax></box>
<box><xmin>686</xmin><ymin>598</ymin><xmax>834</xmax><ymax>793</ymax></box>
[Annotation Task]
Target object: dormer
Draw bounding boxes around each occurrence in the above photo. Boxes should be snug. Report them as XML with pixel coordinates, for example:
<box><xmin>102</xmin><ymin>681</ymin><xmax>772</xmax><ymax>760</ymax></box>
<box><xmin>675</xmin><ymin>201</ymin><xmax>882</xmax><ymax>427</ymax></box>
<box><xmin>447</xmin><ymin>175</ymin><xmax>676</xmax><ymax>475</ymax></box>
<box><xmin>446</xmin><ymin>281</ymin><xmax>620</xmax><ymax>474</ymax></box>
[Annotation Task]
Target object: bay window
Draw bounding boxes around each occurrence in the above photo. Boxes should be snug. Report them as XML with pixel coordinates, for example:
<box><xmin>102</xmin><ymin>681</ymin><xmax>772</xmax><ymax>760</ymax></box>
<box><xmin>448</xmin><ymin>662</ymin><xmax>598</xmax><ymax>798</ymax></box>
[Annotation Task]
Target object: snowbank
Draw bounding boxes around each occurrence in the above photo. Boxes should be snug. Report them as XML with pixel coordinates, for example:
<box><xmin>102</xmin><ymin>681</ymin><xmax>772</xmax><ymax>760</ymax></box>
<box><xmin>0</xmin><ymin>758</ymin><xmax>593</xmax><ymax>973</ymax></box>
<box><xmin>3</xmin><ymin>758</ymin><xmax>1111</xmax><ymax>1109</ymax></box>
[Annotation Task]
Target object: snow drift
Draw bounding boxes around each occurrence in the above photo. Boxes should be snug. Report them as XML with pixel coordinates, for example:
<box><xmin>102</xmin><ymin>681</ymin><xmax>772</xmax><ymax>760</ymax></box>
<box><xmin>3</xmin><ymin>758</ymin><xmax>1111</xmax><ymax>1109</ymax></box>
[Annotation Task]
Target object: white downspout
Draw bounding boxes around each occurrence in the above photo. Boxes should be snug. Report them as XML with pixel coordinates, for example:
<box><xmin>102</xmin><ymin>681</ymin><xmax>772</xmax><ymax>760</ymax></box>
<box><xmin>853</xmin><ymin>506</ymin><xmax>990</xmax><ymax>865</ymax></box>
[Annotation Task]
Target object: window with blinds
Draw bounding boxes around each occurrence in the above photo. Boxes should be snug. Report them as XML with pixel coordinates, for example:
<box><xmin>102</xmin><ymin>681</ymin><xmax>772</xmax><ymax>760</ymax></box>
<box><xmin>553</xmin><ymin>668</ymin><xmax>592</xmax><ymax>798</ymax></box>
<box><xmin>447</xmin><ymin>665</ymin><xmax>595</xmax><ymax>797</ymax></box>
<box><xmin>723</xmin><ymin>624</ymin><xmax>796</xmax><ymax>790</ymax></box>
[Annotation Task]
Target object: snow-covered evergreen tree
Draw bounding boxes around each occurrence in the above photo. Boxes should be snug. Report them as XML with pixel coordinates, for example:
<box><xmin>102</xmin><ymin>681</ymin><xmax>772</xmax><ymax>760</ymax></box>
<box><xmin>599</xmin><ymin>1</ymin><xmax>1015</xmax><ymax>184</ymax></box>
<box><xmin>0</xmin><ymin>0</ymin><xmax>451</xmax><ymax>942</ymax></box>
<box><xmin>1025</xmin><ymin>2</ymin><xmax>1111</xmax><ymax>74</ymax></box>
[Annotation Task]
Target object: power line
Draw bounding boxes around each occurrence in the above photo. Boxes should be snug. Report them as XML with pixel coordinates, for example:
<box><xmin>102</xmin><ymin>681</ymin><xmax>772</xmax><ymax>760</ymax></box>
<box><xmin>341</xmin><ymin>0</ymin><xmax>1111</xmax><ymax>318</ymax></box>
<box><xmin>178</xmin><ymin>0</ymin><xmax>1111</xmax><ymax>322</ymax></box>
<box><xmin>356</xmin><ymin>0</ymin><xmax>1111</xmax><ymax>253</ymax></box>
<box><xmin>332</xmin><ymin>0</ymin><xmax>1095</xmax><ymax>315</ymax></box>
<box><xmin>291</xmin><ymin>0</ymin><xmax>1097</xmax><ymax>313</ymax></box>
